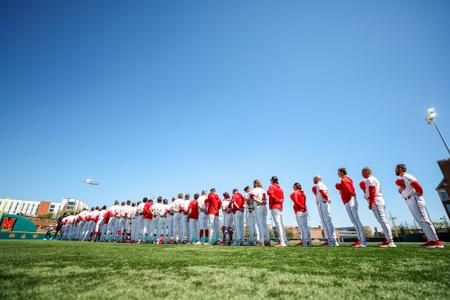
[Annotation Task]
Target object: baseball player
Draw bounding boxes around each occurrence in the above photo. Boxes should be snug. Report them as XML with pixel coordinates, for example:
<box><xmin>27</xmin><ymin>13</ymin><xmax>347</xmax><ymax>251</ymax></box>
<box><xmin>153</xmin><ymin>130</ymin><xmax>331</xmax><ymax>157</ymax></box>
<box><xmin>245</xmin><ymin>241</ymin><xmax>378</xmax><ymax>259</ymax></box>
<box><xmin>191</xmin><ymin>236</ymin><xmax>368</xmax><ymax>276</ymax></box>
<box><xmin>197</xmin><ymin>190</ymin><xmax>208</xmax><ymax>243</ymax></box>
<box><xmin>180</xmin><ymin>194</ymin><xmax>191</xmax><ymax>243</ymax></box>
<box><xmin>188</xmin><ymin>193</ymin><xmax>200</xmax><ymax>244</ymax></box>
<box><xmin>205</xmin><ymin>188</ymin><xmax>222</xmax><ymax>245</ymax></box>
<box><xmin>244</xmin><ymin>186</ymin><xmax>260</xmax><ymax>246</ymax></box>
<box><xmin>152</xmin><ymin>197</ymin><xmax>168</xmax><ymax>243</ymax></box>
<box><xmin>251</xmin><ymin>179</ymin><xmax>270</xmax><ymax>246</ymax></box>
<box><xmin>267</xmin><ymin>176</ymin><xmax>288</xmax><ymax>247</ymax></box>
<box><xmin>167</xmin><ymin>197</ymin><xmax>175</xmax><ymax>244</ymax></box>
<box><xmin>221</xmin><ymin>192</ymin><xmax>234</xmax><ymax>245</ymax></box>
<box><xmin>335</xmin><ymin>168</ymin><xmax>367</xmax><ymax>248</ymax></box>
<box><xmin>63</xmin><ymin>212</ymin><xmax>77</xmax><ymax>240</ymax></box>
<box><xmin>105</xmin><ymin>200</ymin><xmax>120</xmax><ymax>242</ymax></box>
<box><xmin>395</xmin><ymin>164</ymin><xmax>443</xmax><ymax>248</ymax></box>
<box><xmin>84</xmin><ymin>207</ymin><xmax>100</xmax><ymax>241</ymax></box>
<box><xmin>114</xmin><ymin>201</ymin><xmax>126</xmax><ymax>241</ymax></box>
<box><xmin>75</xmin><ymin>208</ymin><xmax>88</xmax><ymax>240</ymax></box>
<box><xmin>290</xmin><ymin>183</ymin><xmax>312</xmax><ymax>247</ymax></box>
<box><xmin>159</xmin><ymin>199</ymin><xmax>171</xmax><ymax>244</ymax></box>
<box><xmin>134</xmin><ymin>200</ymin><xmax>144</xmax><ymax>242</ymax></box>
<box><xmin>359</xmin><ymin>167</ymin><xmax>396</xmax><ymax>247</ymax></box>
<box><xmin>171</xmin><ymin>194</ymin><xmax>184</xmax><ymax>243</ymax></box>
<box><xmin>142</xmin><ymin>198</ymin><xmax>154</xmax><ymax>243</ymax></box>
<box><xmin>128</xmin><ymin>202</ymin><xmax>137</xmax><ymax>242</ymax></box>
<box><xmin>312</xmin><ymin>176</ymin><xmax>338</xmax><ymax>247</ymax></box>
<box><xmin>98</xmin><ymin>206</ymin><xmax>111</xmax><ymax>241</ymax></box>
<box><xmin>231</xmin><ymin>188</ymin><xmax>246</xmax><ymax>246</ymax></box>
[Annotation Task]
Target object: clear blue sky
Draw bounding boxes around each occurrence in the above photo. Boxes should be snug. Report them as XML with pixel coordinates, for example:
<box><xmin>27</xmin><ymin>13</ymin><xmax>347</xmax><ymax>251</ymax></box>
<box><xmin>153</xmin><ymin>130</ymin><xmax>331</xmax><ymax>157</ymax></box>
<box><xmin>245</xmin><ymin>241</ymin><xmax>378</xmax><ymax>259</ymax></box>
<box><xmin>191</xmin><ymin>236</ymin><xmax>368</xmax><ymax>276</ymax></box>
<box><xmin>1</xmin><ymin>0</ymin><xmax>449</xmax><ymax>228</ymax></box>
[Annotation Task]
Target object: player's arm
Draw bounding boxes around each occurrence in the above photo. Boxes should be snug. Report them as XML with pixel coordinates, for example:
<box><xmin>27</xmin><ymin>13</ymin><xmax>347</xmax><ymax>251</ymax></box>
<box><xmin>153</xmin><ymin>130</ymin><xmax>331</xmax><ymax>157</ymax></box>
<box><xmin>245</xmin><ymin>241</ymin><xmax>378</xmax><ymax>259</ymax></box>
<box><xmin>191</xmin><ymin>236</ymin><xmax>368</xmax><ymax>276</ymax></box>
<box><xmin>410</xmin><ymin>180</ymin><xmax>424</xmax><ymax>196</ymax></box>
<box><xmin>368</xmin><ymin>185</ymin><xmax>376</xmax><ymax>209</ymax></box>
<box><xmin>319</xmin><ymin>189</ymin><xmax>329</xmax><ymax>203</ymax></box>
<box><xmin>395</xmin><ymin>179</ymin><xmax>406</xmax><ymax>193</ymax></box>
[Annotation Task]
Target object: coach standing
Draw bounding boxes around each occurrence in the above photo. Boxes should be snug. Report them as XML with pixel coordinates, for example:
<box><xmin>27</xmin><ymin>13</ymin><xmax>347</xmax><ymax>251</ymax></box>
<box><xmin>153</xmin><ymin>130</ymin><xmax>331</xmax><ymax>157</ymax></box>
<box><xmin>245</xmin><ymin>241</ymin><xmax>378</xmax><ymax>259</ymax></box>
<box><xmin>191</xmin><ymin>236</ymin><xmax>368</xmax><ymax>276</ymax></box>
<box><xmin>268</xmin><ymin>176</ymin><xmax>287</xmax><ymax>247</ymax></box>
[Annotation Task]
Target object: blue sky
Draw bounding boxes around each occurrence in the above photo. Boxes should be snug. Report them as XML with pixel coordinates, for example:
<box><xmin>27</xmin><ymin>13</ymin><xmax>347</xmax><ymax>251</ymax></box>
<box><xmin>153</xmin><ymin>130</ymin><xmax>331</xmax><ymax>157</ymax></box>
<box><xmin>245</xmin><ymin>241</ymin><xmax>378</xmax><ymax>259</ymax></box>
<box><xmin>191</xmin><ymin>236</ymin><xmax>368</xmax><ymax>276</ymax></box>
<box><xmin>1</xmin><ymin>0</ymin><xmax>449</xmax><ymax>228</ymax></box>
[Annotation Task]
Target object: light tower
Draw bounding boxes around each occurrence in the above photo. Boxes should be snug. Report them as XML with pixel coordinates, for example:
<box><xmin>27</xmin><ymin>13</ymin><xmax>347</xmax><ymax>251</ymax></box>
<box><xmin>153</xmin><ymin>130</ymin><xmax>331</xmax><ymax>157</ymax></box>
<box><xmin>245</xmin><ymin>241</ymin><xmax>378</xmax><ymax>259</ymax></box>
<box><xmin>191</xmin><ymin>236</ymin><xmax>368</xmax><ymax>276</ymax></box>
<box><xmin>425</xmin><ymin>108</ymin><xmax>450</xmax><ymax>155</ymax></box>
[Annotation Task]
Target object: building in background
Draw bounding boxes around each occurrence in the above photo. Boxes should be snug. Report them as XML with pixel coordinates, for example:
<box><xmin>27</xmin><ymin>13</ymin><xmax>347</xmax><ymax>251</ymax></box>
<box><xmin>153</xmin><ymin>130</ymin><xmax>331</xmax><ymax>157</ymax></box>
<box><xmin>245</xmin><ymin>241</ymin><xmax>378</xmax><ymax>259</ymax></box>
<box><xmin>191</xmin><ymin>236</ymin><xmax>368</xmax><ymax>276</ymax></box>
<box><xmin>60</xmin><ymin>198</ymin><xmax>88</xmax><ymax>212</ymax></box>
<box><xmin>0</xmin><ymin>198</ymin><xmax>88</xmax><ymax>217</ymax></box>
<box><xmin>436</xmin><ymin>159</ymin><xmax>450</xmax><ymax>219</ymax></box>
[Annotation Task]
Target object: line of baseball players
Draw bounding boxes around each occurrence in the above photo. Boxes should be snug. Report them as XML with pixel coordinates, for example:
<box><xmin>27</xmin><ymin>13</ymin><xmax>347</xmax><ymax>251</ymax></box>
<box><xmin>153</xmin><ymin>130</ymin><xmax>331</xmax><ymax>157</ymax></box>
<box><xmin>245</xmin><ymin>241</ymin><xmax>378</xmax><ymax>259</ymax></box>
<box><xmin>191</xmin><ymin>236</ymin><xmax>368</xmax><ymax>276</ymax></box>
<box><xmin>56</xmin><ymin>164</ymin><xmax>444</xmax><ymax>248</ymax></box>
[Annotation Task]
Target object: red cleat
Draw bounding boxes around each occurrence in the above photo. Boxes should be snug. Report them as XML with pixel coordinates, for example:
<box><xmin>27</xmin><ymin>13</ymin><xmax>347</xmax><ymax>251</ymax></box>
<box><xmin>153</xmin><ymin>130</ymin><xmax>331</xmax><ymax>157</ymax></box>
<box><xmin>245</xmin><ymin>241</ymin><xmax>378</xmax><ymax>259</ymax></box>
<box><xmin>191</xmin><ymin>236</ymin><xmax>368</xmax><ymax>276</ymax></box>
<box><xmin>378</xmin><ymin>241</ymin><xmax>390</xmax><ymax>248</ymax></box>
<box><xmin>351</xmin><ymin>241</ymin><xmax>362</xmax><ymax>248</ymax></box>
<box><xmin>426</xmin><ymin>240</ymin><xmax>444</xmax><ymax>248</ymax></box>
<box><xmin>320</xmin><ymin>242</ymin><xmax>329</xmax><ymax>247</ymax></box>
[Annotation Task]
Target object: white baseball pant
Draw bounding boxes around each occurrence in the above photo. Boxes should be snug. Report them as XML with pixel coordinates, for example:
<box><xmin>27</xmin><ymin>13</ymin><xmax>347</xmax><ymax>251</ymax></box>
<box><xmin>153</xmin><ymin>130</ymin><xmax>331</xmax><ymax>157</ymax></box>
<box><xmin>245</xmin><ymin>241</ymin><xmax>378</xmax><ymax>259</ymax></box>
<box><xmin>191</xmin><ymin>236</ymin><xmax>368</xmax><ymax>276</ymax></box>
<box><xmin>317</xmin><ymin>201</ymin><xmax>337</xmax><ymax>246</ymax></box>
<box><xmin>141</xmin><ymin>218</ymin><xmax>152</xmax><ymax>242</ymax></box>
<box><xmin>234</xmin><ymin>211</ymin><xmax>245</xmax><ymax>244</ymax></box>
<box><xmin>134</xmin><ymin>215</ymin><xmax>143</xmax><ymax>241</ymax></box>
<box><xmin>167</xmin><ymin>214</ymin><xmax>174</xmax><ymax>240</ymax></box>
<box><xmin>76</xmin><ymin>221</ymin><xmax>86</xmax><ymax>240</ymax></box>
<box><xmin>256</xmin><ymin>205</ymin><xmax>270</xmax><ymax>244</ymax></box>
<box><xmin>246</xmin><ymin>210</ymin><xmax>260</xmax><ymax>244</ymax></box>
<box><xmin>271</xmin><ymin>209</ymin><xmax>287</xmax><ymax>246</ymax></box>
<box><xmin>106</xmin><ymin>216</ymin><xmax>117</xmax><ymax>241</ymax></box>
<box><xmin>406</xmin><ymin>194</ymin><xmax>438</xmax><ymax>242</ymax></box>
<box><xmin>181</xmin><ymin>214</ymin><xmax>189</xmax><ymax>242</ymax></box>
<box><xmin>173</xmin><ymin>213</ymin><xmax>182</xmax><ymax>242</ymax></box>
<box><xmin>189</xmin><ymin>219</ymin><xmax>199</xmax><ymax>243</ymax></box>
<box><xmin>345</xmin><ymin>197</ymin><xmax>367</xmax><ymax>246</ymax></box>
<box><xmin>372</xmin><ymin>199</ymin><xmax>394</xmax><ymax>243</ymax></box>
<box><xmin>207</xmin><ymin>214</ymin><xmax>220</xmax><ymax>243</ymax></box>
<box><xmin>295</xmin><ymin>211</ymin><xmax>311</xmax><ymax>246</ymax></box>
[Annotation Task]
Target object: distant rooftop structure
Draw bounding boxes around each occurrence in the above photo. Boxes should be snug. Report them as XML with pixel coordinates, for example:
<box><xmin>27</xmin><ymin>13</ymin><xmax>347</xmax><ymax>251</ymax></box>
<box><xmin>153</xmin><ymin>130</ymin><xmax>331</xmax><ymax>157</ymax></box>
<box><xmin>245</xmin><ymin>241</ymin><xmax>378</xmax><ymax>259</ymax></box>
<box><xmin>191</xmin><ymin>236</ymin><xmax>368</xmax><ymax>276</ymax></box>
<box><xmin>0</xmin><ymin>198</ymin><xmax>88</xmax><ymax>217</ymax></box>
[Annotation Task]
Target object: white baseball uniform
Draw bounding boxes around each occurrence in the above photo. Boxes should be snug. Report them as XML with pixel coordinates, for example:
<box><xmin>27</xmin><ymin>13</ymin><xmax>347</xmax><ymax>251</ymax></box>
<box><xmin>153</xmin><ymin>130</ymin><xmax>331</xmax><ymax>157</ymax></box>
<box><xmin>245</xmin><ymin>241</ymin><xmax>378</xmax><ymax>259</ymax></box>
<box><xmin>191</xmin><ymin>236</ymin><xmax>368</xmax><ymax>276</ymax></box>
<box><xmin>399</xmin><ymin>173</ymin><xmax>438</xmax><ymax>242</ymax></box>
<box><xmin>313</xmin><ymin>182</ymin><xmax>337</xmax><ymax>246</ymax></box>
<box><xmin>362</xmin><ymin>175</ymin><xmax>394</xmax><ymax>244</ymax></box>
<box><xmin>252</xmin><ymin>187</ymin><xmax>270</xmax><ymax>244</ymax></box>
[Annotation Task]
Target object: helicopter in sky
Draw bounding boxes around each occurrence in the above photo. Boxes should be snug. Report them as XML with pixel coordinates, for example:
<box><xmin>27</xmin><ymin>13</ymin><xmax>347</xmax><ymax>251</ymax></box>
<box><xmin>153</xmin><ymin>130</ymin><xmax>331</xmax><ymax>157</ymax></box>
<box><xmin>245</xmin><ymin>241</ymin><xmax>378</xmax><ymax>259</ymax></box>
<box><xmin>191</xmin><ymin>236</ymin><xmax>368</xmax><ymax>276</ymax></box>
<box><xmin>84</xmin><ymin>178</ymin><xmax>100</xmax><ymax>186</ymax></box>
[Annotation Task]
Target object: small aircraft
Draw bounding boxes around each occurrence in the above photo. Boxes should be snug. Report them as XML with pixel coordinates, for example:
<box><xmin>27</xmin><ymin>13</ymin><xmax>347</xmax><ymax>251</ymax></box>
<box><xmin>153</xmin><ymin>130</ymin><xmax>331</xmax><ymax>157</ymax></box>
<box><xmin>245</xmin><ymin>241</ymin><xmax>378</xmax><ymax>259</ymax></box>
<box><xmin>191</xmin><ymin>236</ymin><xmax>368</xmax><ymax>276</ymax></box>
<box><xmin>84</xmin><ymin>178</ymin><xmax>100</xmax><ymax>186</ymax></box>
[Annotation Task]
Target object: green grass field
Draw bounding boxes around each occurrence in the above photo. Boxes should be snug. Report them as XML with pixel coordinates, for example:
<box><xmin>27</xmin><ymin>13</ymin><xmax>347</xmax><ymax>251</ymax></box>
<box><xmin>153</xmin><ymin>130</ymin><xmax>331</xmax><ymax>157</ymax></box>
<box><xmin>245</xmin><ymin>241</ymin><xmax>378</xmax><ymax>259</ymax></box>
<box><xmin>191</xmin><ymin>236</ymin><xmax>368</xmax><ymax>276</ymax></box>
<box><xmin>0</xmin><ymin>241</ymin><xmax>449</xmax><ymax>299</ymax></box>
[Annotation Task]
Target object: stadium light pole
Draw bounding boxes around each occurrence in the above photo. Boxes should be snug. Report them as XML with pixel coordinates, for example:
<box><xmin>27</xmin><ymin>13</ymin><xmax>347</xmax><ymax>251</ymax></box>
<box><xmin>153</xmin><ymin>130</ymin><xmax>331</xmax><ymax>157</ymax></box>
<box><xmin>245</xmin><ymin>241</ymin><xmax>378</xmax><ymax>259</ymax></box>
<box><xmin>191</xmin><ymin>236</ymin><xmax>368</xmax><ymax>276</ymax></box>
<box><xmin>425</xmin><ymin>108</ymin><xmax>450</xmax><ymax>156</ymax></box>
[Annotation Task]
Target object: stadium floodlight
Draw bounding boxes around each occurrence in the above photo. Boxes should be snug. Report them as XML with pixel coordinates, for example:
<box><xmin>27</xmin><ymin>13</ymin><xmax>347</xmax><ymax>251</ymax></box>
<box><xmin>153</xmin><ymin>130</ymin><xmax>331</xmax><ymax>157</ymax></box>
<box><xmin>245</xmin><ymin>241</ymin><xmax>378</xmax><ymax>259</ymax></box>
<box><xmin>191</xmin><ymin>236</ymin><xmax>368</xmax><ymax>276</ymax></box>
<box><xmin>425</xmin><ymin>107</ymin><xmax>450</xmax><ymax>155</ymax></box>
<box><xmin>425</xmin><ymin>108</ymin><xmax>436</xmax><ymax>124</ymax></box>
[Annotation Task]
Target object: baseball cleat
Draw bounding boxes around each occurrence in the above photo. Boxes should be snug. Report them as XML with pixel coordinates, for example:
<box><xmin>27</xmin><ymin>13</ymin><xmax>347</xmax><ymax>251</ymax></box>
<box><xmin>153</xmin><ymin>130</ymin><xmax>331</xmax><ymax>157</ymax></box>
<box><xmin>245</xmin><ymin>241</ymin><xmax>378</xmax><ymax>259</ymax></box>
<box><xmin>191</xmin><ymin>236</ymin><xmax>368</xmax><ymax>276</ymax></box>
<box><xmin>387</xmin><ymin>243</ymin><xmax>397</xmax><ymax>248</ymax></box>
<box><xmin>351</xmin><ymin>241</ymin><xmax>362</xmax><ymax>248</ymax></box>
<box><xmin>426</xmin><ymin>240</ymin><xmax>444</xmax><ymax>248</ymax></box>
<box><xmin>377</xmin><ymin>241</ymin><xmax>390</xmax><ymax>248</ymax></box>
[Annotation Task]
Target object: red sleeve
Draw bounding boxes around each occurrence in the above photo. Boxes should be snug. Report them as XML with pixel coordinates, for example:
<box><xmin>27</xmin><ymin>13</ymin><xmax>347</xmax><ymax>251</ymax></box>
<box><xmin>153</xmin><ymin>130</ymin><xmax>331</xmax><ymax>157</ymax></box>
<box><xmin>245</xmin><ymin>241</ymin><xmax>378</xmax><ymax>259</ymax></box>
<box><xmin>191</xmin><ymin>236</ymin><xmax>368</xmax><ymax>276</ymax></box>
<box><xmin>359</xmin><ymin>181</ymin><xmax>366</xmax><ymax>191</ymax></box>
<box><xmin>395</xmin><ymin>179</ymin><xmax>406</xmax><ymax>189</ymax></box>
<box><xmin>312</xmin><ymin>186</ymin><xmax>317</xmax><ymax>195</ymax></box>
<box><xmin>335</xmin><ymin>183</ymin><xmax>341</xmax><ymax>190</ymax></box>
<box><xmin>411</xmin><ymin>181</ymin><xmax>424</xmax><ymax>196</ymax></box>
<box><xmin>319</xmin><ymin>190</ymin><xmax>328</xmax><ymax>200</ymax></box>
<box><xmin>368</xmin><ymin>186</ymin><xmax>376</xmax><ymax>207</ymax></box>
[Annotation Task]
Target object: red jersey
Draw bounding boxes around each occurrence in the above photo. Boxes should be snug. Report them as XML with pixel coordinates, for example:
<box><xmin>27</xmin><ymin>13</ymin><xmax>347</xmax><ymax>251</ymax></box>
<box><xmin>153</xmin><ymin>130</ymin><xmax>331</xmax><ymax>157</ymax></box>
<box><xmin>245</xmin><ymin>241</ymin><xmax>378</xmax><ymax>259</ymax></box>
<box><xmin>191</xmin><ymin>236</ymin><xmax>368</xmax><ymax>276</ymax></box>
<box><xmin>268</xmin><ymin>183</ymin><xmax>284</xmax><ymax>210</ymax></box>
<box><xmin>188</xmin><ymin>200</ymin><xmax>199</xmax><ymax>219</ymax></box>
<box><xmin>143</xmin><ymin>202</ymin><xmax>153</xmax><ymax>219</ymax></box>
<box><xmin>205</xmin><ymin>193</ymin><xmax>221</xmax><ymax>216</ymax></box>
<box><xmin>231</xmin><ymin>192</ymin><xmax>245</xmax><ymax>212</ymax></box>
<box><xmin>290</xmin><ymin>189</ymin><xmax>307</xmax><ymax>213</ymax></box>
<box><xmin>335</xmin><ymin>175</ymin><xmax>356</xmax><ymax>204</ymax></box>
